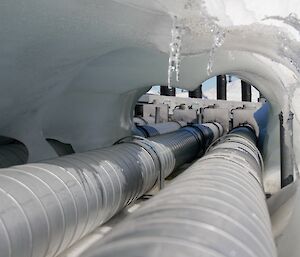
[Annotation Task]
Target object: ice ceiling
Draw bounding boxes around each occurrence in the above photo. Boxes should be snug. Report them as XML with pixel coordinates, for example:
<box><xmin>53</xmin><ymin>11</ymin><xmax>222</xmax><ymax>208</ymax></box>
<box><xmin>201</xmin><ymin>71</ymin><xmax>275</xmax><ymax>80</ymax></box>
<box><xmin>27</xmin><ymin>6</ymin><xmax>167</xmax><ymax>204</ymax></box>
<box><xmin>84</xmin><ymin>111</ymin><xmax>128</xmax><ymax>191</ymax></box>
<box><xmin>1</xmin><ymin>0</ymin><xmax>300</xmax><ymax>191</ymax></box>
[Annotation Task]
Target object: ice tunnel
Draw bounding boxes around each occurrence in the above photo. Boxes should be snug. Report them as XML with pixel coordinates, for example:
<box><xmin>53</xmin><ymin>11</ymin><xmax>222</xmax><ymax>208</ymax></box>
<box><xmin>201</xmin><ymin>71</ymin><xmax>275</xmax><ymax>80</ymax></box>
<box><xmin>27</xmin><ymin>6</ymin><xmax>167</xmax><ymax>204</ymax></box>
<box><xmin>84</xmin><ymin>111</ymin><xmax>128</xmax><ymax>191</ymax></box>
<box><xmin>1</xmin><ymin>1</ymin><xmax>300</xmax><ymax>257</ymax></box>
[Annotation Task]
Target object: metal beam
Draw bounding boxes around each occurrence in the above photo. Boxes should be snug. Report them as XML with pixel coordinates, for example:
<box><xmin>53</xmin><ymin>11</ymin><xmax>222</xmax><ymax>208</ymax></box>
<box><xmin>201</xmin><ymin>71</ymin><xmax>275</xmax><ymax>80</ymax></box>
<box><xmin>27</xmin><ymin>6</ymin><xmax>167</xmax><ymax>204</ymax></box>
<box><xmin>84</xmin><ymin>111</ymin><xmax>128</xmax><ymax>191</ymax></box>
<box><xmin>0</xmin><ymin>124</ymin><xmax>222</xmax><ymax>257</ymax></box>
<box><xmin>217</xmin><ymin>75</ymin><xmax>227</xmax><ymax>100</ymax></box>
<box><xmin>241</xmin><ymin>81</ymin><xmax>252</xmax><ymax>102</ymax></box>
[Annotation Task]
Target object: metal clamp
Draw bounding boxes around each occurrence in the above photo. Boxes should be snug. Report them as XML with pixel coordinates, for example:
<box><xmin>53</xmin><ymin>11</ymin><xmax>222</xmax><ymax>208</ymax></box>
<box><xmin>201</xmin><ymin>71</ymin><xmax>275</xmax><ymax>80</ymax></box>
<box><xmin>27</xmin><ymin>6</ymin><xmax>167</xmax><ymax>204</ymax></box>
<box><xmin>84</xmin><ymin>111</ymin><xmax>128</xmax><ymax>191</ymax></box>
<box><xmin>115</xmin><ymin>135</ymin><xmax>165</xmax><ymax>190</ymax></box>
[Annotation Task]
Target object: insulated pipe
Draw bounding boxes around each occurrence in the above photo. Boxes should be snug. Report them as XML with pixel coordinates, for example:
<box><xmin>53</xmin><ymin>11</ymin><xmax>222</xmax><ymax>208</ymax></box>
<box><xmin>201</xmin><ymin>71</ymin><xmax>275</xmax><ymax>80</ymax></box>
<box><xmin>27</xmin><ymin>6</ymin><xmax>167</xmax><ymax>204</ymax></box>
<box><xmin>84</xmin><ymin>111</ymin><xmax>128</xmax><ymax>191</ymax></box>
<box><xmin>83</xmin><ymin>126</ymin><xmax>277</xmax><ymax>257</ymax></box>
<box><xmin>201</xmin><ymin>122</ymin><xmax>224</xmax><ymax>142</ymax></box>
<box><xmin>230</xmin><ymin>125</ymin><xmax>258</xmax><ymax>144</ymax></box>
<box><xmin>254</xmin><ymin>102</ymin><xmax>270</xmax><ymax>151</ymax></box>
<box><xmin>0</xmin><ymin>124</ymin><xmax>221</xmax><ymax>257</ymax></box>
<box><xmin>241</xmin><ymin>81</ymin><xmax>252</xmax><ymax>102</ymax></box>
<box><xmin>133</xmin><ymin>121</ymin><xmax>187</xmax><ymax>138</ymax></box>
<box><xmin>149</xmin><ymin>124</ymin><xmax>217</xmax><ymax>168</ymax></box>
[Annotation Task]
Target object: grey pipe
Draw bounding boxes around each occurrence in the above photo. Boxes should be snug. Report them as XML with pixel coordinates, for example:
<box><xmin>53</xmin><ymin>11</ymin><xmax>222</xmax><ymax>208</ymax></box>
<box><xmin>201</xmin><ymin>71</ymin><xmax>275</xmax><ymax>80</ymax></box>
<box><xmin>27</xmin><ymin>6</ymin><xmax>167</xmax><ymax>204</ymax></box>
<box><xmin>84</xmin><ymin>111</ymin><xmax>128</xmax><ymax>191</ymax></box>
<box><xmin>0</xmin><ymin>124</ymin><xmax>220</xmax><ymax>257</ymax></box>
<box><xmin>82</xmin><ymin>127</ymin><xmax>276</xmax><ymax>257</ymax></box>
<box><xmin>133</xmin><ymin>121</ymin><xmax>187</xmax><ymax>138</ymax></box>
<box><xmin>150</xmin><ymin>127</ymin><xmax>203</xmax><ymax>168</ymax></box>
<box><xmin>202</xmin><ymin>122</ymin><xmax>224</xmax><ymax>141</ymax></box>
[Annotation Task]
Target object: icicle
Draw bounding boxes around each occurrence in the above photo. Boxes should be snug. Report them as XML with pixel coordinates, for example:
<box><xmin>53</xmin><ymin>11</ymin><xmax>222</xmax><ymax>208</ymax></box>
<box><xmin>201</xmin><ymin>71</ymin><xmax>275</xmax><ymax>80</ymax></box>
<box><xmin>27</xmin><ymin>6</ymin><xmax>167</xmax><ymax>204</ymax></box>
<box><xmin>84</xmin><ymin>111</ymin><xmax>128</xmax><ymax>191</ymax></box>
<box><xmin>207</xmin><ymin>25</ymin><xmax>226</xmax><ymax>76</ymax></box>
<box><xmin>168</xmin><ymin>16</ymin><xmax>183</xmax><ymax>88</ymax></box>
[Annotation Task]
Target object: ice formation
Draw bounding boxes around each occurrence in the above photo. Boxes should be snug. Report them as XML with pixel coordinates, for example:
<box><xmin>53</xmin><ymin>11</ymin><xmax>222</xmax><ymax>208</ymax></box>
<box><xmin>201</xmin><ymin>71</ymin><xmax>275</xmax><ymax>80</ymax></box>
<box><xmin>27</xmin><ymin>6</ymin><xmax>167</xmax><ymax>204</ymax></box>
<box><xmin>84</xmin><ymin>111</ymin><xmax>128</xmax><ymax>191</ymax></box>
<box><xmin>168</xmin><ymin>16</ymin><xmax>183</xmax><ymax>87</ymax></box>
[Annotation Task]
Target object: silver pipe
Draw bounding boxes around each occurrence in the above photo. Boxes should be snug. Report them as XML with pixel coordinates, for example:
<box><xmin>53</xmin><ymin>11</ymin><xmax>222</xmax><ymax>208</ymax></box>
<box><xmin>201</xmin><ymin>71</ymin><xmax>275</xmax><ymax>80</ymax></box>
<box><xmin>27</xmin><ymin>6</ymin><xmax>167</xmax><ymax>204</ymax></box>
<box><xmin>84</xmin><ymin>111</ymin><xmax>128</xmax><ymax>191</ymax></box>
<box><xmin>202</xmin><ymin>122</ymin><xmax>224</xmax><ymax>141</ymax></box>
<box><xmin>82</xmin><ymin>127</ymin><xmax>276</xmax><ymax>257</ymax></box>
<box><xmin>133</xmin><ymin>121</ymin><xmax>186</xmax><ymax>138</ymax></box>
<box><xmin>0</xmin><ymin>124</ymin><xmax>220</xmax><ymax>257</ymax></box>
<box><xmin>149</xmin><ymin>126</ymin><xmax>206</xmax><ymax>168</ymax></box>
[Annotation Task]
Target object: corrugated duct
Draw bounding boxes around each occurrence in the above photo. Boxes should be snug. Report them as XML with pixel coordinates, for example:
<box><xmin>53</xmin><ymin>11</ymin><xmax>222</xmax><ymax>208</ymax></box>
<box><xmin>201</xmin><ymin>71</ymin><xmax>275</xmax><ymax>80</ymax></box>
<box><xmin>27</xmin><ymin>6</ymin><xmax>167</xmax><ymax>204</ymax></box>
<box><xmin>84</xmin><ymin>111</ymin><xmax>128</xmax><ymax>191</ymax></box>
<box><xmin>81</xmin><ymin>126</ymin><xmax>276</xmax><ymax>257</ymax></box>
<box><xmin>0</xmin><ymin>123</ymin><xmax>220</xmax><ymax>257</ymax></box>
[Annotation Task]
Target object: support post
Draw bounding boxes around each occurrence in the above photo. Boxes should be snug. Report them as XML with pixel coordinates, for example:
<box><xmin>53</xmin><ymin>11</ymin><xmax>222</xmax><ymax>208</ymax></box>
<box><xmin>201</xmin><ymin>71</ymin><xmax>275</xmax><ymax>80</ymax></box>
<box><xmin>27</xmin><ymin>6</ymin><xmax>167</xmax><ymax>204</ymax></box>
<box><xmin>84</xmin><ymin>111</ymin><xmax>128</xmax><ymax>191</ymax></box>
<box><xmin>279</xmin><ymin>111</ymin><xmax>294</xmax><ymax>187</ymax></box>
<box><xmin>217</xmin><ymin>75</ymin><xmax>227</xmax><ymax>100</ymax></box>
<box><xmin>160</xmin><ymin>86</ymin><xmax>176</xmax><ymax>96</ymax></box>
<box><xmin>241</xmin><ymin>81</ymin><xmax>252</xmax><ymax>102</ymax></box>
<box><xmin>155</xmin><ymin>106</ymin><xmax>161</xmax><ymax>124</ymax></box>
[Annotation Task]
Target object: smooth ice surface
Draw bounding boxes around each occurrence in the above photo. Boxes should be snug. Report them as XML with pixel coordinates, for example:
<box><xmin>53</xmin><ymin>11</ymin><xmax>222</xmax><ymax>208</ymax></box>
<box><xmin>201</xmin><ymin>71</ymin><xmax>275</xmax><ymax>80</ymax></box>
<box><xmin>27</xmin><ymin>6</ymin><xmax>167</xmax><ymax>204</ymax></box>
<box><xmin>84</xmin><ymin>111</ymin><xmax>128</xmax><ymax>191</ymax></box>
<box><xmin>1</xmin><ymin>1</ymin><xmax>300</xmax><ymax>255</ymax></box>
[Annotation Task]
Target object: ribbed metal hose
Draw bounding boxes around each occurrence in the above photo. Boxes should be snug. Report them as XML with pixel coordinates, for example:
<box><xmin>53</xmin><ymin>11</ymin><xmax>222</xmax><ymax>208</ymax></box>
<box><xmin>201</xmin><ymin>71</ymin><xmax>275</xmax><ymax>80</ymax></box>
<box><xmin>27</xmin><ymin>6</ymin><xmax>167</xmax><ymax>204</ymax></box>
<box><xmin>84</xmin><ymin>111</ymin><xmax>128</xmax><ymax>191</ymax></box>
<box><xmin>133</xmin><ymin>121</ymin><xmax>186</xmax><ymax>137</ymax></box>
<box><xmin>149</xmin><ymin>124</ymin><xmax>215</xmax><ymax>168</ymax></box>
<box><xmin>202</xmin><ymin>122</ymin><xmax>224</xmax><ymax>141</ymax></box>
<box><xmin>0</xmin><ymin>124</ymin><xmax>220</xmax><ymax>257</ymax></box>
<box><xmin>82</xmin><ymin>126</ymin><xmax>277</xmax><ymax>257</ymax></box>
<box><xmin>0</xmin><ymin>143</ymin><xmax>28</xmax><ymax>168</ymax></box>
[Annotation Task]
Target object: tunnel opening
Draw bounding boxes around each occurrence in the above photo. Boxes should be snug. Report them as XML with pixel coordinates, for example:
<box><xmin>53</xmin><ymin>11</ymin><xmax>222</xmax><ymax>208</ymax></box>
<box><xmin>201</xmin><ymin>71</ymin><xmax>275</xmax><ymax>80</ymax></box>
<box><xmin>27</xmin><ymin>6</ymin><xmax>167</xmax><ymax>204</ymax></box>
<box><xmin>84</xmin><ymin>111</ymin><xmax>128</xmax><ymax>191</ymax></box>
<box><xmin>134</xmin><ymin>75</ymin><xmax>266</xmax><ymax>128</ymax></box>
<box><xmin>131</xmin><ymin>70</ymin><xmax>282</xmax><ymax>196</ymax></box>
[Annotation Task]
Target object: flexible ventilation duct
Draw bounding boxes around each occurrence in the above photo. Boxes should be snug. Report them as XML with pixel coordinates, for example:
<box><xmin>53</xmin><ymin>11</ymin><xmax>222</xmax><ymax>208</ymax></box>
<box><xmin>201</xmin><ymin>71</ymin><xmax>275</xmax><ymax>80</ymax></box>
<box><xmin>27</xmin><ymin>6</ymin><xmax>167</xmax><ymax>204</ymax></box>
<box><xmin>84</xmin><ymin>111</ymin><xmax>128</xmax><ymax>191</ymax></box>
<box><xmin>149</xmin><ymin>130</ymin><xmax>200</xmax><ymax>169</ymax></box>
<box><xmin>133</xmin><ymin>121</ymin><xmax>186</xmax><ymax>138</ymax></box>
<box><xmin>201</xmin><ymin>122</ymin><xmax>224</xmax><ymax>141</ymax></box>
<box><xmin>81</xmin><ymin>126</ymin><xmax>276</xmax><ymax>257</ymax></box>
<box><xmin>0</xmin><ymin>123</ymin><xmax>220</xmax><ymax>257</ymax></box>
